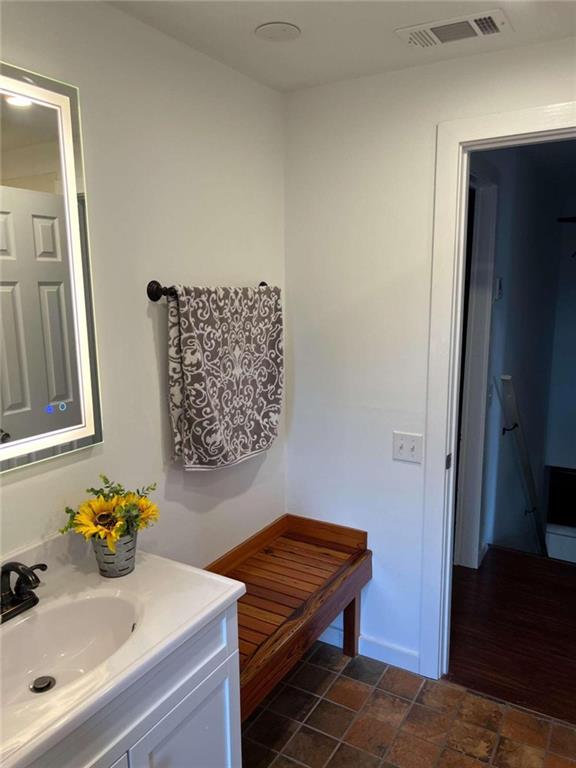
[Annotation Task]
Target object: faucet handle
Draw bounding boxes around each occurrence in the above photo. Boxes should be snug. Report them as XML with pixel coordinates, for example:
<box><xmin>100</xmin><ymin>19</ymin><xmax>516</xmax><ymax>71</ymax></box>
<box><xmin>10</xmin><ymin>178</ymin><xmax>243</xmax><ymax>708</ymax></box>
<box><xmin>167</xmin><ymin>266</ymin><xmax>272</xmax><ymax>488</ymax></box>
<box><xmin>14</xmin><ymin>563</ymin><xmax>47</xmax><ymax>598</ymax></box>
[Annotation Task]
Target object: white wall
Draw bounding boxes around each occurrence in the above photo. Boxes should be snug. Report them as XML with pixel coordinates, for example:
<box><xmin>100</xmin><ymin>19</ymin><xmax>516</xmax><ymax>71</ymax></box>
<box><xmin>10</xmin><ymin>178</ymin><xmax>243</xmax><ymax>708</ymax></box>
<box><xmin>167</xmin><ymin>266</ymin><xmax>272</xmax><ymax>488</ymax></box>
<box><xmin>547</xmin><ymin>193</ymin><xmax>576</xmax><ymax>470</ymax></box>
<box><xmin>475</xmin><ymin>148</ymin><xmax>562</xmax><ymax>554</ymax></box>
<box><xmin>285</xmin><ymin>37</ymin><xmax>576</xmax><ymax>671</ymax></box>
<box><xmin>0</xmin><ymin>2</ymin><xmax>286</xmax><ymax>563</ymax></box>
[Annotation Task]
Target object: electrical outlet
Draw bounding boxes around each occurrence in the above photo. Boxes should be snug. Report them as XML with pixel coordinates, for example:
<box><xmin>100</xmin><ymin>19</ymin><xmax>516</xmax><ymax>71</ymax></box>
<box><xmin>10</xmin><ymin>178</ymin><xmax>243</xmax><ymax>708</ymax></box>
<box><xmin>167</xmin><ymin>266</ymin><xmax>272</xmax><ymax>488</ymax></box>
<box><xmin>393</xmin><ymin>431</ymin><xmax>424</xmax><ymax>464</ymax></box>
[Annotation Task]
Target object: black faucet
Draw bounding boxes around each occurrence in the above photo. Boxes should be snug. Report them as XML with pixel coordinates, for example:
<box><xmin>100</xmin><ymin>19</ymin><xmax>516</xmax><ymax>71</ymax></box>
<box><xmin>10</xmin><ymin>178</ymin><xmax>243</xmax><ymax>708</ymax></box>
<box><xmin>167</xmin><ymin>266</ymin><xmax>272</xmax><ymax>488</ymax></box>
<box><xmin>1</xmin><ymin>562</ymin><xmax>47</xmax><ymax>624</ymax></box>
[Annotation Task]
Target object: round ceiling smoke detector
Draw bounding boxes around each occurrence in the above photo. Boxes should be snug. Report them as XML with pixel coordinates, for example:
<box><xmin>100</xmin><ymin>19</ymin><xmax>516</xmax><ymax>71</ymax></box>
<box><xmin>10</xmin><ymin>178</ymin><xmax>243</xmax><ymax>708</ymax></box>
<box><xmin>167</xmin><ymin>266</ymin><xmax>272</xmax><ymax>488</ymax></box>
<box><xmin>254</xmin><ymin>22</ymin><xmax>301</xmax><ymax>42</ymax></box>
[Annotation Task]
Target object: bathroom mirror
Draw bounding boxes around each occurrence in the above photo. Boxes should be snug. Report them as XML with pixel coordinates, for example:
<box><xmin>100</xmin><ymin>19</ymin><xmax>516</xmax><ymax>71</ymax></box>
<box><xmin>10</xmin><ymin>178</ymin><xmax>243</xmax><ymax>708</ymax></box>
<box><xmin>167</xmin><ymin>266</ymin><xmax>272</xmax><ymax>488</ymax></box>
<box><xmin>0</xmin><ymin>62</ymin><xmax>102</xmax><ymax>472</ymax></box>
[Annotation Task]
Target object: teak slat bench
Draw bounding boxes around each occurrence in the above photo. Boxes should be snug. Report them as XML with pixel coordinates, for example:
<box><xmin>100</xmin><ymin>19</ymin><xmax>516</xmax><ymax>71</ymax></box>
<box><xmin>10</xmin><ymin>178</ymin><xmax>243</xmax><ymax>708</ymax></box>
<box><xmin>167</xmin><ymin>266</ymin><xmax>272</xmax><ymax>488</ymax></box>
<box><xmin>207</xmin><ymin>514</ymin><xmax>372</xmax><ymax>721</ymax></box>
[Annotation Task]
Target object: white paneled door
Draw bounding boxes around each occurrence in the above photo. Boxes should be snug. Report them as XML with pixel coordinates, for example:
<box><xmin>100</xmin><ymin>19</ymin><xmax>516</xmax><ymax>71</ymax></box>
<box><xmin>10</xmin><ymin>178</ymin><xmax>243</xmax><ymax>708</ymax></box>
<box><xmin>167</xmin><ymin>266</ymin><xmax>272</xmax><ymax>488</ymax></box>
<box><xmin>0</xmin><ymin>185</ymin><xmax>81</xmax><ymax>444</ymax></box>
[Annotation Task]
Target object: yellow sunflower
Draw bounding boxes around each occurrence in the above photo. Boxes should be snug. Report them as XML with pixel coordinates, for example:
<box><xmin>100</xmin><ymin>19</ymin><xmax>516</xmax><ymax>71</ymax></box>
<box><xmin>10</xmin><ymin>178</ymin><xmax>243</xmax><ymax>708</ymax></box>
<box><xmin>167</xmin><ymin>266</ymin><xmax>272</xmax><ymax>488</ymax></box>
<box><xmin>118</xmin><ymin>493</ymin><xmax>160</xmax><ymax>530</ymax></box>
<box><xmin>136</xmin><ymin>497</ymin><xmax>160</xmax><ymax>529</ymax></box>
<box><xmin>129</xmin><ymin>494</ymin><xmax>160</xmax><ymax>528</ymax></box>
<box><xmin>73</xmin><ymin>495</ymin><xmax>124</xmax><ymax>552</ymax></box>
<box><xmin>119</xmin><ymin>492</ymin><xmax>139</xmax><ymax>508</ymax></box>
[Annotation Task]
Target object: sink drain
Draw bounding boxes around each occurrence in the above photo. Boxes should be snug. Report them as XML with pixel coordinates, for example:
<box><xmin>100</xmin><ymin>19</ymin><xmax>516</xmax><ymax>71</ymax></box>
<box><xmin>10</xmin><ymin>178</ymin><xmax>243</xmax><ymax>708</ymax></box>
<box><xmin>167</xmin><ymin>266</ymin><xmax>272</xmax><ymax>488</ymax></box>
<box><xmin>29</xmin><ymin>675</ymin><xmax>56</xmax><ymax>693</ymax></box>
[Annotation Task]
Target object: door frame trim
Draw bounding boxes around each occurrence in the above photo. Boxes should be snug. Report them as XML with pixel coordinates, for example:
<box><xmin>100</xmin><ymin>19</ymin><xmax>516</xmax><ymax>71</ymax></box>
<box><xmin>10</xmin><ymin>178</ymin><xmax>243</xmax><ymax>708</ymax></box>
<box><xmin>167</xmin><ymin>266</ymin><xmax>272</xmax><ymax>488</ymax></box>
<box><xmin>419</xmin><ymin>101</ymin><xmax>576</xmax><ymax>679</ymax></box>
<box><xmin>453</xmin><ymin>159</ymin><xmax>498</xmax><ymax>570</ymax></box>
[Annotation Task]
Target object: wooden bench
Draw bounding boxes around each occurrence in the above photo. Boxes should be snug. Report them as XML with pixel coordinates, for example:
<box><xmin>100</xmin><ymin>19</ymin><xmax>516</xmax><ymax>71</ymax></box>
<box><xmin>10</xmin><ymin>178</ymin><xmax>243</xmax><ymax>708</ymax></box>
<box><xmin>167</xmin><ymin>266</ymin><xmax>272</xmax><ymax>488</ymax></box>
<box><xmin>207</xmin><ymin>514</ymin><xmax>372</xmax><ymax>721</ymax></box>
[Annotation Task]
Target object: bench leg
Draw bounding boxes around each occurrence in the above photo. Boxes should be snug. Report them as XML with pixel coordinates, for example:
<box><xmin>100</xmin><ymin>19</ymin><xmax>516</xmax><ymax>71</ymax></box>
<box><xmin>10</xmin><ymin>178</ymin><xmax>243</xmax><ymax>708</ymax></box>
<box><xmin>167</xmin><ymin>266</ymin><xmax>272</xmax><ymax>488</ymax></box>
<box><xmin>343</xmin><ymin>595</ymin><xmax>360</xmax><ymax>657</ymax></box>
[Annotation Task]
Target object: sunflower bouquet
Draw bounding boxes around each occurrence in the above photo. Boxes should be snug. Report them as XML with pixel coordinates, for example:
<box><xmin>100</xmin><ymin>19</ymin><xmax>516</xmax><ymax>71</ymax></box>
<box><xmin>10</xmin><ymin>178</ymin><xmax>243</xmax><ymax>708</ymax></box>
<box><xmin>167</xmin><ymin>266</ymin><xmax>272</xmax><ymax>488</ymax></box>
<box><xmin>60</xmin><ymin>475</ymin><xmax>159</xmax><ymax>575</ymax></box>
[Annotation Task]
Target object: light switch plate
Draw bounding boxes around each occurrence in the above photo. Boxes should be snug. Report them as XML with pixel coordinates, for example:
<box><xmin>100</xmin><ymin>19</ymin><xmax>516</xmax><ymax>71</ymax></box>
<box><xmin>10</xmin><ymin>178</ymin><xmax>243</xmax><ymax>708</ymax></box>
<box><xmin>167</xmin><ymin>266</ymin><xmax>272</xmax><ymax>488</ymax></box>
<box><xmin>393</xmin><ymin>431</ymin><xmax>424</xmax><ymax>463</ymax></box>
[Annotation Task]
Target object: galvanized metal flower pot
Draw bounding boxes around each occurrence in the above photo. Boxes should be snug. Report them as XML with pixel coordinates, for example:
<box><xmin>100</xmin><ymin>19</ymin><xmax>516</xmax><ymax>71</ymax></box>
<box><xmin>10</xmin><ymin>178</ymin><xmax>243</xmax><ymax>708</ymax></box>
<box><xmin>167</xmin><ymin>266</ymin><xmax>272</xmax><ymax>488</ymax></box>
<box><xmin>92</xmin><ymin>533</ymin><xmax>137</xmax><ymax>578</ymax></box>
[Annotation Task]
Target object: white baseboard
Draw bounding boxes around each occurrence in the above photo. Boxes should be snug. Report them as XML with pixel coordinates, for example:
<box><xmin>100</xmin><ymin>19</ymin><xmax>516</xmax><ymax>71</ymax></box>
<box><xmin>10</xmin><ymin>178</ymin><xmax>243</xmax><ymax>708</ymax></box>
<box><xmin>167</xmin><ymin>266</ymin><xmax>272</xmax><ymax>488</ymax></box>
<box><xmin>319</xmin><ymin>626</ymin><xmax>420</xmax><ymax>674</ymax></box>
<box><xmin>319</xmin><ymin>625</ymin><xmax>344</xmax><ymax>648</ymax></box>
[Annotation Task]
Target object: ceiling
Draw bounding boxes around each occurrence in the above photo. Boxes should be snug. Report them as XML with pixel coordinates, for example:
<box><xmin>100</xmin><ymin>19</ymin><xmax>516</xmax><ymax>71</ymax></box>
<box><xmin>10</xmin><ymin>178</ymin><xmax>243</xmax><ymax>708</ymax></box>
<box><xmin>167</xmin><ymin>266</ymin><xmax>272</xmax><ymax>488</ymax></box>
<box><xmin>114</xmin><ymin>1</ymin><xmax>576</xmax><ymax>91</ymax></box>
<box><xmin>1</xmin><ymin>99</ymin><xmax>59</xmax><ymax>151</ymax></box>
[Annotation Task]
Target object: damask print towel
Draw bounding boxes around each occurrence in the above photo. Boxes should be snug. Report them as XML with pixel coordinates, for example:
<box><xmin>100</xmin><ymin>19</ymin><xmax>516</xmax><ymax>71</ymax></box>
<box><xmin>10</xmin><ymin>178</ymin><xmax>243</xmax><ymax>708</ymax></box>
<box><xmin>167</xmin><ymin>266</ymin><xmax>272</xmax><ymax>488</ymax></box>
<box><xmin>167</xmin><ymin>285</ymin><xmax>283</xmax><ymax>470</ymax></box>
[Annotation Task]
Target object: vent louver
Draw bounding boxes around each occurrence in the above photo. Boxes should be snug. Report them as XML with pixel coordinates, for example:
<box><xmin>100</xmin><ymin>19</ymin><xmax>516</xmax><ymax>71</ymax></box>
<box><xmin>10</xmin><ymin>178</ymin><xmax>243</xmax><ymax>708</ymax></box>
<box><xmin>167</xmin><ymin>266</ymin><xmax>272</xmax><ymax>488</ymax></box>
<box><xmin>396</xmin><ymin>10</ymin><xmax>511</xmax><ymax>49</ymax></box>
<box><xmin>475</xmin><ymin>16</ymin><xmax>500</xmax><ymax>34</ymax></box>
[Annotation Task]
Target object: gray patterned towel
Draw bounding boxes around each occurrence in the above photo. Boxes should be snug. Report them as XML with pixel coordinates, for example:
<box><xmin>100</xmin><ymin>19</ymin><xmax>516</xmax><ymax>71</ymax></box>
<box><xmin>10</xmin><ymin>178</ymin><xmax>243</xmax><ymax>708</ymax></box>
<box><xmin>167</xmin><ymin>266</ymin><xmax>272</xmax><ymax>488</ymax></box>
<box><xmin>167</xmin><ymin>285</ymin><xmax>283</xmax><ymax>470</ymax></box>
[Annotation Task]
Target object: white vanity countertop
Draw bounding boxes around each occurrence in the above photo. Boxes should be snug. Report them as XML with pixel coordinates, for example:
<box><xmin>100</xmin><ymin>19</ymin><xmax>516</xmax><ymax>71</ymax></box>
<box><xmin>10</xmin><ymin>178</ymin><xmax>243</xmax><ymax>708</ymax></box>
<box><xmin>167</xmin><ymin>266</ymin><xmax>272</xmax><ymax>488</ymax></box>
<box><xmin>0</xmin><ymin>547</ymin><xmax>245</xmax><ymax>768</ymax></box>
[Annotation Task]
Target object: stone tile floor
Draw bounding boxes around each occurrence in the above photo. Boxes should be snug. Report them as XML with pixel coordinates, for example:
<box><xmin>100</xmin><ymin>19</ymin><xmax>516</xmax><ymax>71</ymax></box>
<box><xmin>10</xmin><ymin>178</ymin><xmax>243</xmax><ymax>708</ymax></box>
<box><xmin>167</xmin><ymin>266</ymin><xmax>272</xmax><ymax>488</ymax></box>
<box><xmin>241</xmin><ymin>642</ymin><xmax>576</xmax><ymax>768</ymax></box>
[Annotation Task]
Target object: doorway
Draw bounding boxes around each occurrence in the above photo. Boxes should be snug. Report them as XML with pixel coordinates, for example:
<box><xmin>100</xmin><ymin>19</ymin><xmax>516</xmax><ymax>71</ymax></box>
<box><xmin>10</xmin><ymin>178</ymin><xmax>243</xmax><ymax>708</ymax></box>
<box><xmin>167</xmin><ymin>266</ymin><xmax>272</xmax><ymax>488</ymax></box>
<box><xmin>447</xmin><ymin>139</ymin><xmax>576</xmax><ymax>723</ymax></box>
<box><xmin>420</xmin><ymin>101</ymin><xmax>576</xmax><ymax>687</ymax></box>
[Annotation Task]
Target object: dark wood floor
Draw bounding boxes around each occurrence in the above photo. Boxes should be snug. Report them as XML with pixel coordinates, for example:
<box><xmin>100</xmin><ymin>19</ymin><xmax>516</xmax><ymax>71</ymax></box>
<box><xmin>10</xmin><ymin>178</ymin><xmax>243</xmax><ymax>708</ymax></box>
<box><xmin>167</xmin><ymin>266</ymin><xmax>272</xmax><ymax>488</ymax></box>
<box><xmin>447</xmin><ymin>545</ymin><xmax>576</xmax><ymax>724</ymax></box>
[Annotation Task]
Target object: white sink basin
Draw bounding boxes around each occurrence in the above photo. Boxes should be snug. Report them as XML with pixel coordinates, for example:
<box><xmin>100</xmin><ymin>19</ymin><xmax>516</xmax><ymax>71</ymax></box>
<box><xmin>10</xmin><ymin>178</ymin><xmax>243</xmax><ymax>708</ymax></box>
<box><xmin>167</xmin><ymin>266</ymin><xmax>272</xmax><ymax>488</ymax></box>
<box><xmin>2</xmin><ymin>595</ymin><xmax>138</xmax><ymax>706</ymax></box>
<box><xmin>0</xmin><ymin>547</ymin><xmax>244</xmax><ymax>768</ymax></box>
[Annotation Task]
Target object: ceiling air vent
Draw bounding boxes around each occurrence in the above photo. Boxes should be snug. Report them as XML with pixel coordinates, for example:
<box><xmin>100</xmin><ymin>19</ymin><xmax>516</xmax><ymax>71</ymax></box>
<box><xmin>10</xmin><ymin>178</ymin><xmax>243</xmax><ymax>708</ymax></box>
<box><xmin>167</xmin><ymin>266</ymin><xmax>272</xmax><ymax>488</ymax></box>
<box><xmin>396</xmin><ymin>10</ymin><xmax>511</xmax><ymax>49</ymax></box>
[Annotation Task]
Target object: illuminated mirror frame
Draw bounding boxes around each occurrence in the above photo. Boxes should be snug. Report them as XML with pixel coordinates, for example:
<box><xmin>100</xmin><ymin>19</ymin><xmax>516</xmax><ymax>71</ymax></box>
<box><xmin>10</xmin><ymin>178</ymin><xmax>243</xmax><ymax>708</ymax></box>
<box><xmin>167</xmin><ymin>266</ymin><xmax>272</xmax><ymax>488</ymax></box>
<box><xmin>0</xmin><ymin>63</ymin><xmax>102</xmax><ymax>472</ymax></box>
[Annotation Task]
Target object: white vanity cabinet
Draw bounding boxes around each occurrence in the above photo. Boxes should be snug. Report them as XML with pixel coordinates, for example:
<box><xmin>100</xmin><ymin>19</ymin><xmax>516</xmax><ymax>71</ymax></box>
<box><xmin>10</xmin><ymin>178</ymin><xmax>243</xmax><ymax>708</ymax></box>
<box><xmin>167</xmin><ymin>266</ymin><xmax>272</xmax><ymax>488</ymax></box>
<box><xmin>129</xmin><ymin>654</ymin><xmax>239</xmax><ymax>768</ymax></box>
<box><xmin>22</xmin><ymin>603</ymin><xmax>242</xmax><ymax>768</ymax></box>
<box><xmin>1</xmin><ymin>550</ymin><xmax>245</xmax><ymax>768</ymax></box>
